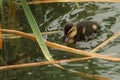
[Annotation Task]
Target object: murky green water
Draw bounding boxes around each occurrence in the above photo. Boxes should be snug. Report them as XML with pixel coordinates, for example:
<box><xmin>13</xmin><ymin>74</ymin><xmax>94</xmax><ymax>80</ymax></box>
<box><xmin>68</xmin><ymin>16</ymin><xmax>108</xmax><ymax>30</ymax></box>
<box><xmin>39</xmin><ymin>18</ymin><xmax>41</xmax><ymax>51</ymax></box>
<box><xmin>1</xmin><ymin>2</ymin><xmax>120</xmax><ymax>80</ymax></box>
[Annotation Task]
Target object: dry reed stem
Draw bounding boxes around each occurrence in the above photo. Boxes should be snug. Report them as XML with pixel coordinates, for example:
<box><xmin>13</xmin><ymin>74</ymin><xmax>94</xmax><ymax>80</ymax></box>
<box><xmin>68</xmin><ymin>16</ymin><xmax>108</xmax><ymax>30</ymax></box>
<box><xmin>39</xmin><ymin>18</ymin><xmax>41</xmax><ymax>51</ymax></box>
<box><xmin>0</xmin><ymin>56</ymin><xmax>110</xmax><ymax>80</ymax></box>
<box><xmin>28</xmin><ymin>0</ymin><xmax>120</xmax><ymax>4</ymax></box>
<box><xmin>82</xmin><ymin>31</ymin><xmax>120</xmax><ymax>60</ymax></box>
<box><xmin>2</xmin><ymin>31</ymin><xmax>119</xmax><ymax>61</ymax></box>
<box><xmin>46</xmin><ymin>40</ymin><xmax>120</xmax><ymax>61</ymax></box>
<box><xmin>91</xmin><ymin>31</ymin><xmax>120</xmax><ymax>53</ymax></box>
<box><xmin>0</xmin><ymin>29</ymin><xmax>120</xmax><ymax>62</ymax></box>
<box><xmin>0</xmin><ymin>57</ymin><xmax>92</xmax><ymax>70</ymax></box>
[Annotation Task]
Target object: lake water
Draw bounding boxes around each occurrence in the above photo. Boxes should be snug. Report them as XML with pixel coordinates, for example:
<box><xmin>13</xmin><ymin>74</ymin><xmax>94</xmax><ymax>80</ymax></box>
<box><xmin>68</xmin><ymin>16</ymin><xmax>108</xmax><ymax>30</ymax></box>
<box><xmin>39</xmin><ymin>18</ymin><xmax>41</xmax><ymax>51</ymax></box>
<box><xmin>1</xmin><ymin>2</ymin><xmax>120</xmax><ymax>80</ymax></box>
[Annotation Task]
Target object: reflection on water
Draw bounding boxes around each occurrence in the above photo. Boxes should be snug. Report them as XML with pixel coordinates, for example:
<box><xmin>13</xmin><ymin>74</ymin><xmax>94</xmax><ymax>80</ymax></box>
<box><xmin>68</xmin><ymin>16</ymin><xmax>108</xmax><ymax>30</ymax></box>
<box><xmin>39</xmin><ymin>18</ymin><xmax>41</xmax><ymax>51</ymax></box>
<box><xmin>1</xmin><ymin>2</ymin><xmax>120</xmax><ymax>80</ymax></box>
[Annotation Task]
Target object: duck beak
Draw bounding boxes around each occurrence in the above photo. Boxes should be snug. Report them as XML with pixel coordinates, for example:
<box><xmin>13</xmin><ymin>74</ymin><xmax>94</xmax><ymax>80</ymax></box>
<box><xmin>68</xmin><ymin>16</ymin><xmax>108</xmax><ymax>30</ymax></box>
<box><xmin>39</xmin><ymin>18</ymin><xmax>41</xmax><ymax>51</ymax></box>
<box><xmin>62</xmin><ymin>36</ymin><xmax>69</xmax><ymax>42</ymax></box>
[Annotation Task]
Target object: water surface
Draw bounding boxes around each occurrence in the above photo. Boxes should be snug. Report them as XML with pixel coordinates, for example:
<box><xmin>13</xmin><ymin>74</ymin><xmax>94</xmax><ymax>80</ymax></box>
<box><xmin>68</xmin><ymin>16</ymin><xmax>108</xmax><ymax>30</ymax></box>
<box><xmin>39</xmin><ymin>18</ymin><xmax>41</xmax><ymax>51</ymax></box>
<box><xmin>1</xmin><ymin>2</ymin><xmax>120</xmax><ymax>80</ymax></box>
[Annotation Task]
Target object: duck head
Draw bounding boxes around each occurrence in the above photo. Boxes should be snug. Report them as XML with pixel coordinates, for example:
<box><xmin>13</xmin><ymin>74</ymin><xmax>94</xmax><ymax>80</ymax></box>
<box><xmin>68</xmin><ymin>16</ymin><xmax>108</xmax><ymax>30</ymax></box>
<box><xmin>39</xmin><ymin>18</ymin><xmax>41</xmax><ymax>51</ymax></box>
<box><xmin>62</xmin><ymin>23</ymin><xmax>77</xmax><ymax>44</ymax></box>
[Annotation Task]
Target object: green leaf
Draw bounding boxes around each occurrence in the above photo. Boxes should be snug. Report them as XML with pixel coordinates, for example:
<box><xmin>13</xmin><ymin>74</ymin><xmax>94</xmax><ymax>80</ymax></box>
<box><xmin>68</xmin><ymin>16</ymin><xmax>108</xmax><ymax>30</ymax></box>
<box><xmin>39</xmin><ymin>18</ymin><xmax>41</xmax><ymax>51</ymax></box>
<box><xmin>20</xmin><ymin>0</ymin><xmax>62</xmax><ymax>68</ymax></box>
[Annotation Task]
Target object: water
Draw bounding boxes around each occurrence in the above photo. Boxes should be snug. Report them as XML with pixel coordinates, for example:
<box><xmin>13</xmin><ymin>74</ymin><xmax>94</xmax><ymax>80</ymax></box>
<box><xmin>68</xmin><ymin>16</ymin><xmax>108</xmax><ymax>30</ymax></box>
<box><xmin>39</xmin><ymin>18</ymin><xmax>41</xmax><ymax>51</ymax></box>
<box><xmin>1</xmin><ymin>2</ymin><xmax>120</xmax><ymax>80</ymax></box>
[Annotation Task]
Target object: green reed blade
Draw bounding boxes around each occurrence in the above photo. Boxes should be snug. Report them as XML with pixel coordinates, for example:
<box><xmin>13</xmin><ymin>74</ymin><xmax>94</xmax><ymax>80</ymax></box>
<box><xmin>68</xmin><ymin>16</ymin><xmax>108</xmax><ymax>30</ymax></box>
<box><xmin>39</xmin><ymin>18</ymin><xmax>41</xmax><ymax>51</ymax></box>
<box><xmin>20</xmin><ymin>0</ymin><xmax>62</xmax><ymax>68</ymax></box>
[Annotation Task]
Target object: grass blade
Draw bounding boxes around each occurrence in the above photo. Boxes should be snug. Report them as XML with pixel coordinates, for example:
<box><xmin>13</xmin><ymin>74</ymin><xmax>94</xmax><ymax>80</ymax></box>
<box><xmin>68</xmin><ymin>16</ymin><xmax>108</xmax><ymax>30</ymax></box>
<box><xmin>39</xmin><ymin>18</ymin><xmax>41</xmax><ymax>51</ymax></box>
<box><xmin>20</xmin><ymin>0</ymin><xmax>62</xmax><ymax>68</ymax></box>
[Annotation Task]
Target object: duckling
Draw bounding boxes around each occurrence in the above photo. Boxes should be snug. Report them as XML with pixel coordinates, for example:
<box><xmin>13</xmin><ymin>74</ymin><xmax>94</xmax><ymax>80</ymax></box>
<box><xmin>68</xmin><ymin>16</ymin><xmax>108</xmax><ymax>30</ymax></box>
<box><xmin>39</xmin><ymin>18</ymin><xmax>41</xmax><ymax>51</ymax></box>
<box><xmin>62</xmin><ymin>21</ymin><xmax>101</xmax><ymax>44</ymax></box>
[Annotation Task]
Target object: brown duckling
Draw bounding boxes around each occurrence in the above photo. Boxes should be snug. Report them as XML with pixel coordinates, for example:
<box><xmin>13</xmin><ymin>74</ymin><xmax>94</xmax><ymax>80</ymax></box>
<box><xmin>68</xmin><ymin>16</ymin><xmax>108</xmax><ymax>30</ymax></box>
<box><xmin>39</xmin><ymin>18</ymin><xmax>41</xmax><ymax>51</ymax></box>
<box><xmin>62</xmin><ymin>21</ymin><xmax>101</xmax><ymax>44</ymax></box>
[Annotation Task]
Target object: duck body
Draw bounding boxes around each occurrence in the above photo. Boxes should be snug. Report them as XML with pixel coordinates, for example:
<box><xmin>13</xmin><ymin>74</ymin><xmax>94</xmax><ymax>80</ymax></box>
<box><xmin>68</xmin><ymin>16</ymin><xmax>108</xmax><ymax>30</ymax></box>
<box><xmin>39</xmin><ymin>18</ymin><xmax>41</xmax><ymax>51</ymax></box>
<box><xmin>62</xmin><ymin>21</ymin><xmax>101</xmax><ymax>44</ymax></box>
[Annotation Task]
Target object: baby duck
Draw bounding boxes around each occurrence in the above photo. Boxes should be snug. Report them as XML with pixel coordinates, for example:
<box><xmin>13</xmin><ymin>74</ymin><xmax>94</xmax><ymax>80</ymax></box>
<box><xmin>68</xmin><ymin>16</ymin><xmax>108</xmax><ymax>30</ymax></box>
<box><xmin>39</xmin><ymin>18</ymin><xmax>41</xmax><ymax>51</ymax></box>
<box><xmin>62</xmin><ymin>21</ymin><xmax>101</xmax><ymax>44</ymax></box>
